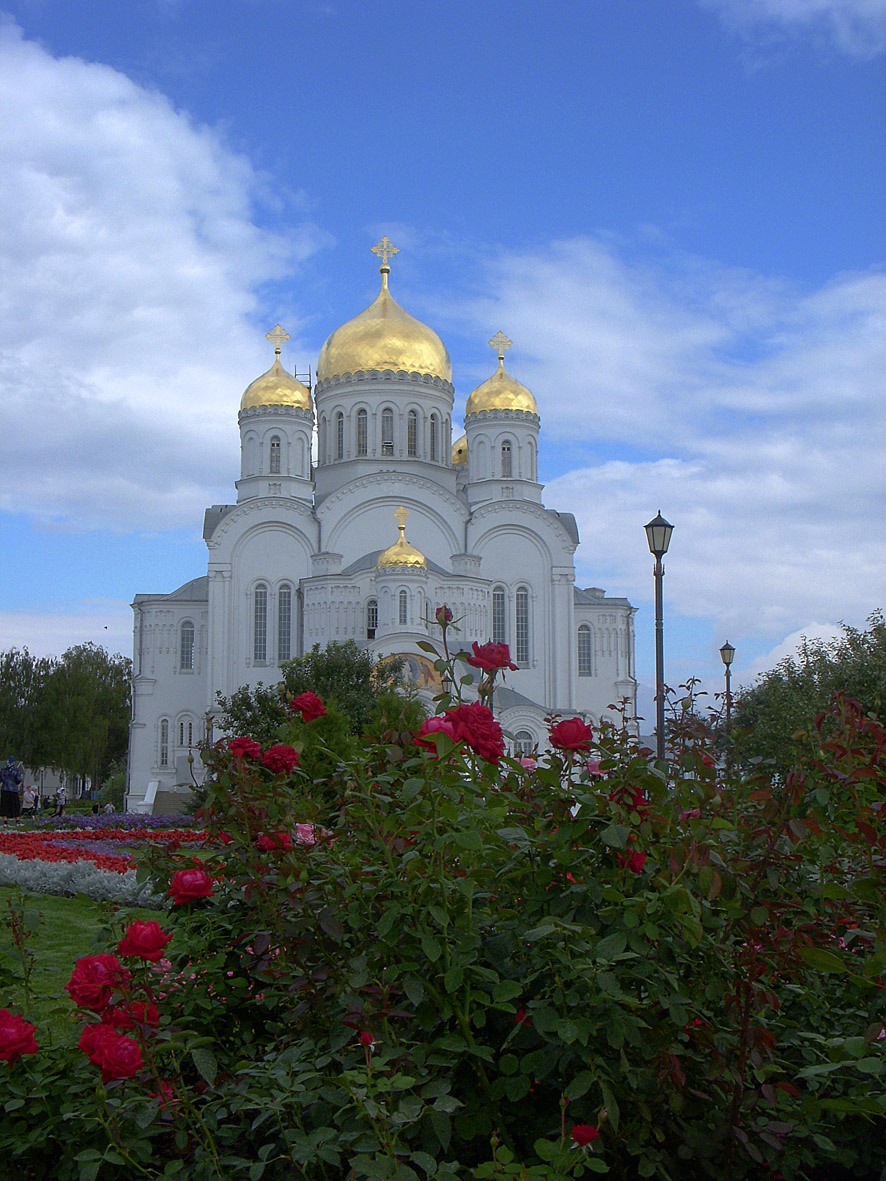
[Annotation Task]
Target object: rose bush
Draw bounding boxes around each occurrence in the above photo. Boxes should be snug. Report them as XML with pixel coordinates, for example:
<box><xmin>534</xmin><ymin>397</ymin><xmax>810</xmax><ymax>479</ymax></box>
<box><xmin>0</xmin><ymin>625</ymin><xmax>882</xmax><ymax>1179</ymax></box>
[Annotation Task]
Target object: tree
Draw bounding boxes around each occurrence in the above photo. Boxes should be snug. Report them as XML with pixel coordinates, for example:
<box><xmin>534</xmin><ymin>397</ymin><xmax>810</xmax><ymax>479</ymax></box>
<box><xmin>731</xmin><ymin>609</ymin><xmax>885</xmax><ymax>780</ymax></box>
<box><xmin>41</xmin><ymin>645</ymin><xmax>132</xmax><ymax>791</ymax></box>
<box><xmin>0</xmin><ymin>649</ymin><xmax>55</xmax><ymax>769</ymax></box>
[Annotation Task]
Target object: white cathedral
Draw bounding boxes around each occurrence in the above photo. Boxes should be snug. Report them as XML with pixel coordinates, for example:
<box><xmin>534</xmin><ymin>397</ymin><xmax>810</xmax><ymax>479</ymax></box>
<box><xmin>126</xmin><ymin>238</ymin><xmax>637</xmax><ymax>810</ymax></box>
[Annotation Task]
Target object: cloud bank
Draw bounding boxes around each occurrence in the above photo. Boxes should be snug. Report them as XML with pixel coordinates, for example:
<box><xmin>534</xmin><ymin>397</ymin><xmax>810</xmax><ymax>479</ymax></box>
<box><xmin>701</xmin><ymin>0</ymin><xmax>886</xmax><ymax>57</ymax></box>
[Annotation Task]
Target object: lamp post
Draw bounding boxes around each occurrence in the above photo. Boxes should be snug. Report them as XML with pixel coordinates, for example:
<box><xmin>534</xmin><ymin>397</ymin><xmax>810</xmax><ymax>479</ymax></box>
<box><xmin>719</xmin><ymin>641</ymin><xmax>735</xmax><ymax>733</ymax></box>
<box><xmin>645</xmin><ymin>511</ymin><xmax>674</xmax><ymax>761</ymax></box>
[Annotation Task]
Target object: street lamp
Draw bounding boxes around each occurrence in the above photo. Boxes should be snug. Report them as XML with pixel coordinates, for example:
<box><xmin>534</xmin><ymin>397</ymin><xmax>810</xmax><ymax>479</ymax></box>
<box><xmin>645</xmin><ymin>511</ymin><xmax>674</xmax><ymax>761</ymax></box>
<box><xmin>719</xmin><ymin>641</ymin><xmax>735</xmax><ymax>732</ymax></box>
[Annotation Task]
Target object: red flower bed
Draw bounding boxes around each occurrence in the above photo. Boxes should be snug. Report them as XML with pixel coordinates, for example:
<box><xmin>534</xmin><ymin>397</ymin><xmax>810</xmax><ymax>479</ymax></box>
<box><xmin>0</xmin><ymin>829</ymin><xmax>209</xmax><ymax>875</ymax></box>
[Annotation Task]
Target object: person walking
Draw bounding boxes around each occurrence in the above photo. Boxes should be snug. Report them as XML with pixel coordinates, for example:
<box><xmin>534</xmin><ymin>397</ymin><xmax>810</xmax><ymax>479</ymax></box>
<box><xmin>21</xmin><ymin>784</ymin><xmax>37</xmax><ymax>817</ymax></box>
<box><xmin>0</xmin><ymin>756</ymin><xmax>23</xmax><ymax>825</ymax></box>
<box><xmin>53</xmin><ymin>785</ymin><xmax>67</xmax><ymax>818</ymax></box>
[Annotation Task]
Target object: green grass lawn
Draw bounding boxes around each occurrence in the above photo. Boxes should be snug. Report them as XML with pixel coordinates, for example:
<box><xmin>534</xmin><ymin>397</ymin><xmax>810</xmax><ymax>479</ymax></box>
<box><xmin>0</xmin><ymin>887</ymin><xmax>167</xmax><ymax>1047</ymax></box>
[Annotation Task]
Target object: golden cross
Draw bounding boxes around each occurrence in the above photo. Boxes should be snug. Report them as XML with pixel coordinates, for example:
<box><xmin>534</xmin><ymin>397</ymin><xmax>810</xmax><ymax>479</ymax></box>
<box><xmin>371</xmin><ymin>236</ymin><xmax>400</xmax><ymax>268</ymax></box>
<box><xmin>266</xmin><ymin>324</ymin><xmax>290</xmax><ymax>356</ymax></box>
<box><xmin>393</xmin><ymin>505</ymin><xmax>409</xmax><ymax>532</ymax></box>
<box><xmin>489</xmin><ymin>331</ymin><xmax>513</xmax><ymax>362</ymax></box>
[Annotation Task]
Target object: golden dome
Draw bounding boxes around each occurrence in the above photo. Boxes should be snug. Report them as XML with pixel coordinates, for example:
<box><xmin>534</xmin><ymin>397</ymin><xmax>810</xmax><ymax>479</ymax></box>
<box><xmin>377</xmin><ymin>506</ymin><xmax>427</xmax><ymax>570</ymax></box>
<box><xmin>451</xmin><ymin>434</ymin><xmax>468</xmax><ymax>465</ymax></box>
<box><xmin>465</xmin><ymin>331</ymin><xmax>537</xmax><ymax>416</ymax></box>
<box><xmin>316</xmin><ymin>238</ymin><xmax>451</xmax><ymax>384</ymax></box>
<box><xmin>240</xmin><ymin>325</ymin><xmax>311</xmax><ymax>411</ymax></box>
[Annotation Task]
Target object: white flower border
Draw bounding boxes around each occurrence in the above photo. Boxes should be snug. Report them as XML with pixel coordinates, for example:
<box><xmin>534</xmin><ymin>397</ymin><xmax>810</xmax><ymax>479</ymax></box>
<box><xmin>0</xmin><ymin>852</ymin><xmax>163</xmax><ymax>906</ymax></box>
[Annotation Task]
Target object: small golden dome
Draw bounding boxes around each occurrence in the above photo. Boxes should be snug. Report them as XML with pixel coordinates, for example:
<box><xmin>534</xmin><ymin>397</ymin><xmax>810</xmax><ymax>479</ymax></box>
<box><xmin>377</xmin><ymin>506</ymin><xmax>427</xmax><ymax>570</ymax></box>
<box><xmin>240</xmin><ymin>324</ymin><xmax>311</xmax><ymax>411</ymax></box>
<box><xmin>465</xmin><ymin>331</ymin><xmax>537</xmax><ymax>416</ymax></box>
<box><xmin>451</xmin><ymin>434</ymin><xmax>468</xmax><ymax>465</ymax></box>
<box><xmin>316</xmin><ymin>238</ymin><xmax>451</xmax><ymax>384</ymax></box>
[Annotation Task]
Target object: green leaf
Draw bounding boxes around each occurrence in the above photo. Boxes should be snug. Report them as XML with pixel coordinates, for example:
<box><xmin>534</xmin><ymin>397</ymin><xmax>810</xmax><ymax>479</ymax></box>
<box><xmin>421</xmin><ymin>933</ymin><xmax>442</xmax><ymax>962</ymax></box>
<box><xmin>599</xmin><ymin>823</ymin><xmax>630</xmax><ymax>849</ymax></box>
<box><xmin>566</xmin><ymin>1070</ymin><xmax>595</xmax><ymax>1099</ymax></box>
<box><xmin>797</xmin><ymin>947</ymin><xmax>848</xmax><ymax>974</ymax></box>
<box><xmin>403</xmin><ymin>976</ymin><xmax>424</xmax><ymax>1005</ymax></box>
<box><xmin>191</xmin><ymin>1046</ymin><xmax>219</xmax><ymax>1085</ymax></box>
<box><xmin>749</xmin><ymin>906</ymin><xmax>768</xmax><ymax>925</ymax></box>
<box><xmin>595</xmin><ymin>931</ymin><xmax>628</xmax><ymax>961</ymax></box>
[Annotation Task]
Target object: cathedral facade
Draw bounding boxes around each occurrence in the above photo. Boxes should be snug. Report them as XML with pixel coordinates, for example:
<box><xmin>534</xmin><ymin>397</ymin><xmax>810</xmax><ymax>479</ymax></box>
<box><xmin>127</xmin><ymin>240</ymin><xmax>637</xmax><ymax>808</ymax></box>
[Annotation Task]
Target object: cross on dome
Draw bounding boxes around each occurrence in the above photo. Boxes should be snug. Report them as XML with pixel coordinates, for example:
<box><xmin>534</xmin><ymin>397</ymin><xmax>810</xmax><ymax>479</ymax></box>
<box><xmin>371</xmin><ymin>236</ymin><xmax>399</xmax><ymax>269</ymax></box>
<box><xmin>266</xmin><ymin>324</ymin><xmax>290</xmax><ymax>356</ymax></box>
<box><xmin>393</xmin><ymin>505</ymin><xmax>409</xmax><ymax>532</ymax></box>
<box><xmin>489</xmin><ymin>331</ymin><xmax>513</xmax><ymax>363</ymax></box>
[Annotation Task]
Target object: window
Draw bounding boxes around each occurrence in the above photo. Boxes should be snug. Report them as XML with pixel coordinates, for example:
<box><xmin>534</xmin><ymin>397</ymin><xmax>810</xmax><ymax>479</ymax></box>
<box><xmin>278</xmin><ymin>585</ymin><xmax>292</xmax><ymax>662</ymax></box>
<box><xmin>269</xmin><ymin>435</ymin><xmax>281</xmax><ymax>475</ymax></box>
<box><xmin>179</xmin><ymin>621</ymin><xmax>195</xmax><ymax>671</ymax></box>
<box><xmin>336</xmin><ymin>412</ymin><xmax>344</xmax><ymax>460</ymax></box>
<box><xmin>515</xmin><ymin>587</ymin><xmax>530</xmax><ymax>665</ymax></box>
<box><xmin>398</xmin><ymin>589</ymin><xmax>408</xmax><ymax>626</ymax></box>
<box><xmin>254</xmin><ymin>584</ymin><xmax>268</xmax><ymax>662</ymax></box>
<box><xmin>407</xmin><ymin>410</ymin><xmax>418</xmax><ymax>457</ymax></box>
<box><xmin>382</xmin><ymin>408</ymin><xmax>394</xmax><ymax>455</ymax></box>
<box><xmin>178</xmin><ymin>718</ymin><xmax>194</xmax><ymax>747</ymax></box>
<box><xmin>366</xmin><ymin>598</ymin><xmax>378</xmax><ymax>640</ymax></box>
<box><xmin>514</xmin><ymin>730</ymin><xmax>534</xmax><ymax>756</ymax></box>
<box><xmin>501</xmin><ymin>440</ymin><xmax>512</xmax><ymax>478</ymax></box>
<box><xmin>578</xmin><ymin>625</ymin><xmax>592</xmax><ymax>676</ymax></box>
<box><xmin>492</xmin><ymin>586</ymin><xmax>507</xmax><ymax>645</ymax></box>
<box><xmin>430</xmin><ymin>413</ymin><xmax>439</xmax><ymax>462</ymax></box>
<box><xmin>357</xmin><ymin>409</ymin><xmax>368</xmax><ymax>457</ymax></box>
<box><xmin>159</xmin><ymin>720</ymin><xmax>169</xmax><ymax>767</ymax></box>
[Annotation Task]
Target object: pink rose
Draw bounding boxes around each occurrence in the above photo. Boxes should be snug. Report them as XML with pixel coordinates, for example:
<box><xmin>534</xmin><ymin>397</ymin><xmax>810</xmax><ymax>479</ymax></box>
<box><xmin>585</xmin><ymin>758</ymin><xmax>604</xmax><ymax>778</ymax></box>
<box><xmin>519</xmin><ymin>756</ymin><xmax>537</xmax><ymax>772</ymax></box>
<box><xmin>290</xmin><ymin>692</ymin><xmax>327</xmax><ymax>722</ymax></box>
<box><xmin>414</xmin><ymin>715</ymin><xmax>457</xmax><ymax>752</ymax></box>
<box><xmin>168</xmin><ymin>867</ymin><xmax>214</xmax><ymax>905</ymax></box>
<box><xmin>65</xmin><ymin>955</ymin><xmax>131</xmax><ymax>1012</ymax></box>
<box><xmin>466</xmin><ymin>641</ymin><xmax>517</xmax><ymax>673</ymax></box>
<box><xmin>261</xmin><ymin>744</ymin><xmax>300</xmax><ymax>774</ymax></box>
<box><xmin>117</xmin><ymin>920</ymin><xmax>173</xmax><ymax>962</ymax></box>
<box><xmin>0</xmin><ymin>1009</ymin><xmax>38</xmax><ymax>1063</ymax></box>
<box><xmin>228</xmin><ymin>736</ymin><xmax>261</xmax><ymax>760</ymax></box>
<box><xmin>294</xmin><ymin>823</ymin><xmax>317</xmax><ymax>846</ymax></box>
<box><xmin>550</xmin><ymin>717</ymin><xmax>594</xmax><ymax>752</ymax></box>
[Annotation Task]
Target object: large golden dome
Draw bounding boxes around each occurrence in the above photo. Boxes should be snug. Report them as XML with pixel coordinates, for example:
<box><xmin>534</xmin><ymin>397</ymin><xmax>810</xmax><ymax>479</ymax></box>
<box><xmin>376</xmin><ymin>507</ymin><xmax>427</xmax><ymax>570</ymax></box>
<box><xmin>240</xmin><ymin>325</ymin><xmax>311</xmax><ymax>411</ymax></box>
<box><xmin>465</xmin><ymin>331</ymin><xmax>537</xmax><ymax>416</ymax></box>
<box><xmin>316</xmin><ymin>238</ymin><xmax>452</xmax><ymax>384</ymax></box>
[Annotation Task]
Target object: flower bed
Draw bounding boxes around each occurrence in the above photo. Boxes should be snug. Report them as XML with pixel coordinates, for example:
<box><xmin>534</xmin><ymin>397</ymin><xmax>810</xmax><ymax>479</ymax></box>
<box><xmin>0</xmin><ymin>828</ymin><xmax>208</xmax><ymax>875</ymax></box>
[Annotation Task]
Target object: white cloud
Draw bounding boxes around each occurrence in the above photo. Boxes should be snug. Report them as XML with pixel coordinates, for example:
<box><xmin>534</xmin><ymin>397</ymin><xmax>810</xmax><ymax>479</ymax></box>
<box><xmin>0</xmin><ymin>19</ymin><xmax>329</xmax><ymax>530</ymax></box>
<box><xmin>700</xmin><ymin>0</ymin><xmax>886</xmax><ymax>58</ymax></box>
<box><xmin>0</xmin><ymin>602</ymin><xmax>132</xmax><ymax>661</ymax></box>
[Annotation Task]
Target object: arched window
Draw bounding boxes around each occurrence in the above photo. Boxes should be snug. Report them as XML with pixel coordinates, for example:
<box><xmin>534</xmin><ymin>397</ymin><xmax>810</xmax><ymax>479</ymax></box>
<box><xmin>492</xmin><ymin>586</ymin><xmax>507</xmax><ymax>645</ymax></box>
<box><xmin>336</xmin><ymin>411</ymin><xmax>345</xmax><ymax>460</ymax></box>
<box><xmin>501</xmin><ymin>440</ymin><xmax>512</xmax><ymax>478</ymax></box>
<box><xmin>398</xmin><ymin>589</ymin><xmax>408</xmax><ymax>626</ymax></box>
<box><xmin>159</xmin><ymin>720</ymin><xmax>169</xmax><ymax>767</ymax></box>
<box><xmin>179</xmin><ymin>621</ymin><xmax>195</xmax><ymax>671</ymax></box>
<box><xmin>515</xmin><ymin>586</ymin><xmax>530</xmax><ymax>665</ymax></box>
<box><xmin>356</xmin><ymin>409</ymin><xmax>368</xmax><ymax>457</ymax></box>
<box><xmin>254</xmin><ymin>583</ymin><xmax>268</xmax><ymax>662</ymax></box>
<box><xmin>407</xmin><ymin>410</ymin><xmax>418</xmax><ymax>457</ymax></box>
<box><xmin>429</xmin><ymin>413</ymin><xmax>439</xmax><ymax>462</ymax></box>
<box><xmin>366</xmin><ymin>598</ymin><xmax>378</xmax><ymax>640</ymax></box>
<box><xmin>578</xmin><ymin>625</ymin><xmax>593</xmax><ymax>676</ymax></box>
<box><xmin>382</xmin><ymin>408</ymin><xmax>394</xmax><ymax>455</ymax></box>
<box><xmin>269</xmin><ymin>435</ymin><xmax>281</xmax><ymax>475</ymax></box>
<box><xmin>178</xmin><ymin>718</ymin><xmax>194</xmax><ymax>748</ymax></box>
<box><xmin>513</xmin><ymin>729</ymin><xmax>534</xmax><ymax>756</ymax></box>
<box><xmin>278</xmin><ymin>585</ymin><xmax>292</xmax><ymax>662</ymax></box>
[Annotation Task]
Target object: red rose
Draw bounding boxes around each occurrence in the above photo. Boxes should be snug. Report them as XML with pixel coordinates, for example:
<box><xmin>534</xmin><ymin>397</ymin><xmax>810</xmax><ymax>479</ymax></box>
<box><xmin>261</xmin><ymin>744</ymin><xmax>300</xmax><ymax>774</ymax></box>
<box><xmin>102</xmin><ymin>1001</ymin><xmax>161</xmax><ymax>1030</ymax></box>
<box><xmin>359</xmin><ymin>1030</ymin><xmax>375</xmax><ymax>1047</ymax></box>
<box><xmin>414</xmin><ymin>715</ymin><xmax>457</xmax><ymax>752</ymax></box>
<box><xmin>550</xmin><ymin>717</ymin><xmax>594</xmax><ymax>752</ymax></box>
<box><xmin>228</xmin><ymin>736</ymin><xmax>261</xmax><ymax>759</ymax></box>
<box><xmin>445</xmin><ymin>702</ymin><xmax>505</xmax><ymax>765</ymax></box>
<box><xmin>608</xmin><ymin>786</ymin><xmax>650</xmax><ymax>816</ymax></box>
<box><xmin>290</xmin><ymin>692</ymin><xmax>327</xmax><ymax>722</ymax></box>
<box><xmin>256</xmin><ymin>831</ymin><xmax>292</xmax><ymax>851</ymax></box>
<box><xmin>0</xmin><ymin>1009</ymin><xmax>38</xmax><ymax>1063</ymax></box>
<box><xmin>78</xmin><ymin>1023</ymin><xmax>144</xmax><ymax>1081</ymax></box>
<box><xmin>435</xmin><ymin>605</ymin><xmax>453</xmax><ymax>624</ymax></box>
<box><xmin>617</xmin><ymin>849</ymin><xmax>647</xmax><ymax>874</ymax></box>
<box><xmin>117</xmin><ymin>920</ymin><xmax>173</xmax><ymax>962</ymax></box>
<box><xmin>65</xmin><ymin>954</ymin><xmax>131</xmax><ymax>1012</ymax></box>
<box><xmin>571</xmin><ymin>1124</ymin><xmax>600</xmax><ymax>1148</ymax></box>
<box><xmin>168</xmin><ymin>867</ymin><xmax>214</xmax><ymax>905</ymax></box>
<box><xmin>466</xmin><ymin>641</ymin><xmax>517</xmax><ymax>673</ymax></box>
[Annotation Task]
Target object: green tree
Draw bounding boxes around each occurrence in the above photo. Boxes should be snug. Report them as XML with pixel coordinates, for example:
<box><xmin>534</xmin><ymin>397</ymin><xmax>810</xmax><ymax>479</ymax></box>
<box><xmin>42</xmin><ymin>644</ymin><xmax>131</xmax><ymax>791</ymax></box>
<box><xmin>0</xmin><ymin>648</ymin><xmax>55</xmax><ymax>770</ymax></box>
<box><xmin>731</xmin><ymin>609</ymin><xmax>885</xmax><ymax>779</ymax></box>
<box><xmin>282</xmin><ymin>640</ymin><xmax>409</xmax><ymax>734</ymax></box>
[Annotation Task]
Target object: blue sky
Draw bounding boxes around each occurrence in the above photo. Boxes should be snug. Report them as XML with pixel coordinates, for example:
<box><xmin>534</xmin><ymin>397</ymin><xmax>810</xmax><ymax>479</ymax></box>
<box><xmin>1</xmin><ymin>0</ymin><xmax>884</xmax><ymax>720</ymax></box>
